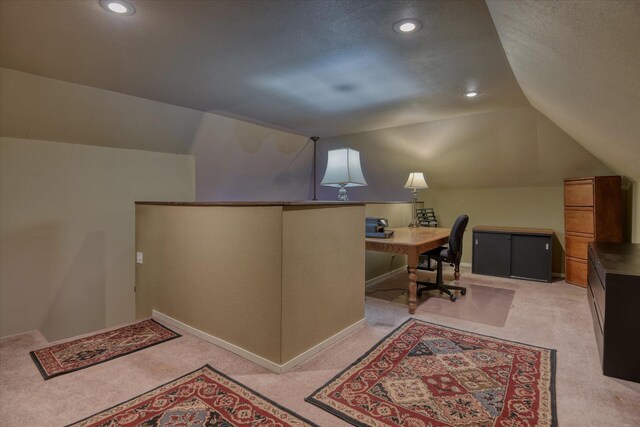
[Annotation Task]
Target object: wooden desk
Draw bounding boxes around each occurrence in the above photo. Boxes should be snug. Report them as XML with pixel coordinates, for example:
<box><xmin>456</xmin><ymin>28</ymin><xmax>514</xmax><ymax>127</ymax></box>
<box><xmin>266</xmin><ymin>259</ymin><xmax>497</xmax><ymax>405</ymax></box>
<box><xmin>366</xmin><ymin>227</ymin><xmax>450</xmax><ymax>314</ymax></box>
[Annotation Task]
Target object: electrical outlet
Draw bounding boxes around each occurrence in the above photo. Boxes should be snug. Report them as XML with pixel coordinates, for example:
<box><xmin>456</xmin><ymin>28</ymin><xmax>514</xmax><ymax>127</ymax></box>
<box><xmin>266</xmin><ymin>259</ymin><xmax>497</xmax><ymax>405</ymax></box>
<box><xmin>136</xmin><ymin>252</ymin><xmax>143</xmax><ymax>264</ymax></box>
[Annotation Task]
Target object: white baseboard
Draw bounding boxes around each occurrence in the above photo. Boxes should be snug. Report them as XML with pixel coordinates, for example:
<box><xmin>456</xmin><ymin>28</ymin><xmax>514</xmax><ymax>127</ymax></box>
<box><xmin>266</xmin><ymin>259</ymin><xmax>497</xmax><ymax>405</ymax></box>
<box><xmin>365</xmin><ymin>266</ymin><xmax>407</xmax><ymax>288</ymax></box>
<box><xmin>279</xmin><ymin>318</ymin><xmax>365</xmax><ymax>372</ymax></box>
<box><xmin>152</xmin><ymin>310</ymin><xmax>364</xmax><ymax>374</ymax></box>
<box><xmin>152</xmin><ymin>310</ymin><xmax>281</xmax><ymax>372</ymax></box>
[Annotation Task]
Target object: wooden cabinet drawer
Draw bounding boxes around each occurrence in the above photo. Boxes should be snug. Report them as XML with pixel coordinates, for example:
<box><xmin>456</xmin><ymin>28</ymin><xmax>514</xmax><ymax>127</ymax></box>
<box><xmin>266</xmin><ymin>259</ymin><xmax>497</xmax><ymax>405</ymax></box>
<box><xmin>565</xmin><ymin>180</ymin><xmax>594</xmax><ymax>206</ymax></box>
<box><xmin>565</xmin><ymin>209</ymin><xmax>594</xmax><ymax>234</ymax></box>
<box><xmin>566</xmin><ymin>233</ymin><xmax>594</xmax><ymax>259</ymax></box>
<box><xmin>566</xmin><ymin>256</ymin><xmax>587</xmax><ymax>287</ymax></box>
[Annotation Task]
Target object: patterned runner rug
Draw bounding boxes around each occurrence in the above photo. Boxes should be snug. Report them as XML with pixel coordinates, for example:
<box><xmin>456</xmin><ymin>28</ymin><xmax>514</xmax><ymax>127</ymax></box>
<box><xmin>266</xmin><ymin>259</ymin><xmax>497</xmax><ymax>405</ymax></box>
<box><xmin>31</xmin><ymin>319</ymin><xmax>180</xmax><ymax>380</ymax></box>
<box><xmin>307</xmin><ymin>319</ymin><xmax>557</xmax><ymax>427</ymax></box>
<box><xmin>69</xmin><ymin>364</ymin><xmax>317</xmax><ymax>427</ymax></box>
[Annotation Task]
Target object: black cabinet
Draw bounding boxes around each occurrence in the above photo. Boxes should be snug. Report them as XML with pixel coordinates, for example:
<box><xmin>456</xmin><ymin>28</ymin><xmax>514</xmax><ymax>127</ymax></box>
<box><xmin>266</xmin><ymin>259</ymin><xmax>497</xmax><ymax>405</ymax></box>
<box><xmin>472</xmin><ymin>226</ymin><xmax>553</xmax><ymax>283</ymax></box>
<box><xmin>588</xmin><ymin>242</ymin><xmax>640</xmax><ymax>383</ymax></box>
<box><xmin>472</xmin><ymin>232</ymin><xmax>511</xmax><ymax>277</ymax></box>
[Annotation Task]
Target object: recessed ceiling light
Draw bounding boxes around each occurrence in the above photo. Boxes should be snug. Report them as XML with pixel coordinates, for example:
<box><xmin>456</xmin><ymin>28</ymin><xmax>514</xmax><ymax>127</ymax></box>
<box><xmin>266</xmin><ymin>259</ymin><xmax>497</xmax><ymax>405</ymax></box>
<box><xmin>399</xmin><ymin>22</ymin><xmax>416</xmax><ymax>32</ymax></box>
<box><xmin>465</xmin><ymin>91</ymin><xmax>480</xmax><ymax>98</ymax></box>
<box><xmin>393</xmin><ymin>19</ymin><xmax>422</xmax><ymax>34</ymax></box>
<box><xmin>99</xmin><ymin>0</ymin><xmax>135</xmax><ymax>16</ymax></box>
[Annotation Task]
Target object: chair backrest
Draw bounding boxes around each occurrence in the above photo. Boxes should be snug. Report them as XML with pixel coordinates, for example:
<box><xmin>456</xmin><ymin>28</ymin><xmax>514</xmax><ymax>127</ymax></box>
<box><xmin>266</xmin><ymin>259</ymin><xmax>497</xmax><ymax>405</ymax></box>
<box><xmin>448</xmin><ymin>214</ymin><xmax>469</xmax><ymax>261</ymax></box>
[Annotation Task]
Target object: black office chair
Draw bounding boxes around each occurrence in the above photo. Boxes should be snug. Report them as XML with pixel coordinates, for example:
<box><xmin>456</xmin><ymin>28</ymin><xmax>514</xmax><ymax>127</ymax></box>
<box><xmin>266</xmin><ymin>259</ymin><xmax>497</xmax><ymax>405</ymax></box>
<box><xmin>416</xmin><ymin>214</ymin><xmax>469</xmax><ymax>301</ymax></box>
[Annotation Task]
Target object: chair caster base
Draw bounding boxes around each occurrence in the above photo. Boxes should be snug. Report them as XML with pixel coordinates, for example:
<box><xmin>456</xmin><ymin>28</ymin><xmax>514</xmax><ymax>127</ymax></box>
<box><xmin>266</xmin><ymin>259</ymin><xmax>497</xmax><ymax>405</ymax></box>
<box><xmin>416</xmin><ymin>281</ymin><xmax>466</xmax><ymax>303</ymax></box>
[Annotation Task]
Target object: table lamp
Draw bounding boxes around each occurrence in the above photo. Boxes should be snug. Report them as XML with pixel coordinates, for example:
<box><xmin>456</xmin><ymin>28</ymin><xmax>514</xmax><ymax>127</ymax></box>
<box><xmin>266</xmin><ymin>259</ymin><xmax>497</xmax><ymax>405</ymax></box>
<box><xmin>404</xmin><ymin>172</ymin><xmax>429</xmax><ymax>227</ymax></box>
<box><xmin>321</xmin><ymin>148</ymin><xmax>367</xmax><ymax>201</ymax></box>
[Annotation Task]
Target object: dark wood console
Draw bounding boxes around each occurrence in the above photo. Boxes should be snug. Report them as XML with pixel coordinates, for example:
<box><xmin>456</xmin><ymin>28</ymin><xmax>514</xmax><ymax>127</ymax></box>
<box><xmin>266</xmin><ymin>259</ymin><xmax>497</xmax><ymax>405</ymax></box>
<box><xmin>587</xmin><ymin>242</ymin><xmax>640</xmax><ymax>382</ymax></box>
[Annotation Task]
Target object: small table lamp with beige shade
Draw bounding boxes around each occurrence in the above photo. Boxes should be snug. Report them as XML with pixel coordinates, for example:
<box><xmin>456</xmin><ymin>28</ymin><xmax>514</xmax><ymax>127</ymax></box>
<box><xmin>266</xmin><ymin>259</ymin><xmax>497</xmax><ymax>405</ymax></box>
<box><xmin>404</xmin><ymin>172</ymin><xmax>429</xmax><ymax>227</ymax></box>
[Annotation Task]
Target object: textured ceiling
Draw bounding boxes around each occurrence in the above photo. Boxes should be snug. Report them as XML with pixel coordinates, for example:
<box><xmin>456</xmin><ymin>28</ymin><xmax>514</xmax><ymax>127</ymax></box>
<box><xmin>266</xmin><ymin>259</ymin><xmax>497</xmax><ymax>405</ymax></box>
<box><xmin>487</xmin><ymin>0</ymin><xmax>640</xmax><ymax>180</ymax></box>
<box><xmin>0</xmin><ymin>0</ymin><xmax>527</xmax><ymax>137</ymax></box>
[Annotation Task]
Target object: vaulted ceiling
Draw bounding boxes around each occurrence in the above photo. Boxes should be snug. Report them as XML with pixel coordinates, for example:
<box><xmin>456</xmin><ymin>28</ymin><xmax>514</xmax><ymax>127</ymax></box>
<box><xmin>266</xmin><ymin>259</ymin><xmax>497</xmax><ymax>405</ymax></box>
<box><xmin>1</xmin><ymin>0</ymin><xmax>638</xmax><ymax>179</ymax></box>
<box><xmin>487</xmin><ymin>0</ymin><xmax>640</xmax><ymax>180</ymax></box>
<box><xmin>0</xmin><ymin>0</ymin><xmax>527</xmax><ymax>137</ymax></box>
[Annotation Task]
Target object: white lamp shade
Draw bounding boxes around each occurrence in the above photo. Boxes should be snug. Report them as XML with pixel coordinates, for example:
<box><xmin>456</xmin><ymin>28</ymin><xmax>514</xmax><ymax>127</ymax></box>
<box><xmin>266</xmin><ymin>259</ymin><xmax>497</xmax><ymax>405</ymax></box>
<box><xmin>321</xmin><ymin>148</ymin><xmax>367</xmax><ymax>187</ymax></box>
<box><xmin>404</xmin><ymin>172</ymin><xmax>428</xmax><ymax>189</ymax></box>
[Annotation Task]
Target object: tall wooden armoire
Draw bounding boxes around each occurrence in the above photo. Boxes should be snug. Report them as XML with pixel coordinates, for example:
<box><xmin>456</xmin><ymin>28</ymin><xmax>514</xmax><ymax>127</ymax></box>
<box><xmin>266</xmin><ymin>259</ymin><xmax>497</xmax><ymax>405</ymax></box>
<box><xmin>564</xmin><ymin>176</ymin><xmax>623</xmax><ymax>287</ymax></box>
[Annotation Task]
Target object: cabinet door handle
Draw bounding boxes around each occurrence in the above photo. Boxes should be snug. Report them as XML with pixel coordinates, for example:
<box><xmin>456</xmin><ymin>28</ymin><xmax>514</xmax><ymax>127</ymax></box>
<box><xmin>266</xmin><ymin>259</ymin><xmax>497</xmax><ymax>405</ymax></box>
<box><xmin>545</xmin><ymin>243</ymin><xmax>549</xmax><ymax>250</ymax></box>
<box><xmin>475</xmin><ymin>239</ymin><xmax>478</xmax><ymax>245</ymax></box>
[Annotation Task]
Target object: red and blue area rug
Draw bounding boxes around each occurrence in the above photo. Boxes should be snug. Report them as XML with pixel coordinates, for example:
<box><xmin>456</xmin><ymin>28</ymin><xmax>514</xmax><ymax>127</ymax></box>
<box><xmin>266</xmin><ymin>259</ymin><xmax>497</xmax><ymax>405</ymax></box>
<box><xmin>307</xmin><ymin>318</ymin><xmax>557</xmax><ymax>427</ymax></box>
<box><xmin>31</xmin><ymin>319</ymin><xmax>180</xmax><ymax>380</ymax></box>
<box><xmin>69</xmin><ymin>364</ymin><xmax>317</xmax><ymax>427</ymax></box>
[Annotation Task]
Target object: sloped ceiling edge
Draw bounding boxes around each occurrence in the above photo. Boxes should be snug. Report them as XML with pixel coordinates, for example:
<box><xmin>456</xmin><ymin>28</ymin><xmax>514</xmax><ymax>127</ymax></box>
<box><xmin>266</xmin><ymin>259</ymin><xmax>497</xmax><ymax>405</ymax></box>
<box><xmin>486</xmin><ymin>0</ymin><xmax>640</xmax><ymax>181</ymax></box>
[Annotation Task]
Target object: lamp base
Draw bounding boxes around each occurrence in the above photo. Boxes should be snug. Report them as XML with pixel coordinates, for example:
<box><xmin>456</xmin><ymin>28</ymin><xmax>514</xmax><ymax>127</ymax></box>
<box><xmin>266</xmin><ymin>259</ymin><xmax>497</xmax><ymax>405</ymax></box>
<box><xmin>408</xmin><ymin>190</ymin><xmax>421</xmax><ymax>227</ymax></box>
<box><xmin>337</xmin><ymin>186</ymin><xmax>349</xmax><ymax>201</ymax></box>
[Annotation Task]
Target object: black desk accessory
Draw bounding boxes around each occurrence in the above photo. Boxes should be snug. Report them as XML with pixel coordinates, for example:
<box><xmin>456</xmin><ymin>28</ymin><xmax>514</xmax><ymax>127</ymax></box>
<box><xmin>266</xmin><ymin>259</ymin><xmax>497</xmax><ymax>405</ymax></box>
<box><xmin>366</xmin><ymin>217</ymin><xmax>394</xmax><ymax>238</ymax></box>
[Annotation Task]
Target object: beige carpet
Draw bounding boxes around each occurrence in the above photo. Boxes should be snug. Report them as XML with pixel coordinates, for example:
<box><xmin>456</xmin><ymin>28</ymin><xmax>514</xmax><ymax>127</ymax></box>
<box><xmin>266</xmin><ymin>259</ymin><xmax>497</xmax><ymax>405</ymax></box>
<box><xmin>1</xmin><ymin>268</ymin><xmax>639</xmax><ymax>426</ymax></box>
<box><xmin>366</xmin><ymin>270</ymin><xmax>515</xmax><ymax>327</ymax></box>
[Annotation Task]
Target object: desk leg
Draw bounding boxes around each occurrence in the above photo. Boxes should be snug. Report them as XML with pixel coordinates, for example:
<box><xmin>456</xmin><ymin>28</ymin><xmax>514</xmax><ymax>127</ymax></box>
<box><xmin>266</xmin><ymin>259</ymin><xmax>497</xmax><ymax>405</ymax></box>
<box><xmin>407</xmin><ymin>265</ymin><xmax>417</xmax><ymax>314</ymax></box>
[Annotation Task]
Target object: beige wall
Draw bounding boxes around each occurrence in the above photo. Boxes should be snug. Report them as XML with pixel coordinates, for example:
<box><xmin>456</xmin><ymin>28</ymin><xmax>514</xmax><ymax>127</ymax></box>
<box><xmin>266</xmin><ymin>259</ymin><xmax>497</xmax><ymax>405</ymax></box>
<box><xmin>320</xmin><ymin>106</ymin><xmax>628</xmax><ymax>272</ymax></box>
<box><xmin>188</xmin><ymin>114</ymin><xmax>311</xmax><ymax>201</ymax></box>
<box><xmin>317</xmin><ymin>106</ymin><xmax>614</xmax><ymax>202</ymax></box>
<box><xmin>135</xmin><ymin>204</ymin><xmax>365</xmax><ymax>365</ymax></box>
<box><xmin>281</xmin><ymin>206</ymin><xmax>365</xmax><ymax>362</ymax></box>
<box><xmin>135</xmin><ymin>205</ymin><xmax>284</xmax><ymax>362</ymax></box>
<box><xmin>425</xmin><ymin>186</ymin><xmax>566</xmax><ymax>273</ymax></box>
<box><xmin>0</xmin><ymin>67</ymin><xmax>202</xmax><ymax>154</ymax></box>
<box><xmin>0</xmin><ymin>68</ymin><xmax>312</xmax><ymax>342</ymax></box>
<box><xmin>0</xmin><ymin>137</ymin><xmax>194</xmax><ymax>341</ymax></box>
<box><xmin>1</xmin><ymin>67</ymin><xmax>313</xmax><ymax>202</ymax></box>
<box><xmin>363</xmin><ymin>185</ymin><xmax>634</xmax><ymax>279</ymax></box>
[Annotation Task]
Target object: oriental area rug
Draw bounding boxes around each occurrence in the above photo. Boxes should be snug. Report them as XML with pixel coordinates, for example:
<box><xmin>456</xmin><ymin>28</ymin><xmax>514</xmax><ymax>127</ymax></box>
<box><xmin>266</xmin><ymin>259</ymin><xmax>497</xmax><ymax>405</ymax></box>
<box><xmin>31</xmin><ymin>319</ymin><xmax>180</xmax><ymax>380</ymax></box>
<box><xmin>307</xmin><ymin>318</ymin><xmax>557</xmax><ymax>427</ymax></box>
<box><xmin>69</xmin><ymin>365</ymin><xmax>317</xmax><ymax>427</ymax></box>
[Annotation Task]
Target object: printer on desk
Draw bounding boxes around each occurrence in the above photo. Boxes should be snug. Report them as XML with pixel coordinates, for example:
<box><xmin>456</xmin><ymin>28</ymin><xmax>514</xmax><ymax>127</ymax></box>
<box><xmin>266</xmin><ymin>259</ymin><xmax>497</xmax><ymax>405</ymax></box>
<box><xmin>366</xmin><ymin>217</ymin><xmax>394</xmax><ymax>238</ymax></box>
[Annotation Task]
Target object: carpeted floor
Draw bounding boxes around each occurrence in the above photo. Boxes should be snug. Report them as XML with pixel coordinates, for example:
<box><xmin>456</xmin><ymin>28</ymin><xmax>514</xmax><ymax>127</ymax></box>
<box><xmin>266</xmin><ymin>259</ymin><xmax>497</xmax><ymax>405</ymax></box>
<box><xmin>366</xmin><ymin>270</ymin><xmax>515</xmax><ymax>327</ymax></box>
<box><xmin>1</xmin><ymin>268</ymin><xmax>639</xmax><ymax>426</ymax></box>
